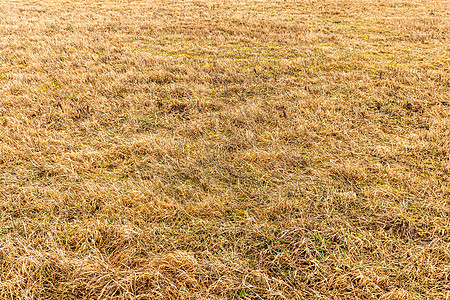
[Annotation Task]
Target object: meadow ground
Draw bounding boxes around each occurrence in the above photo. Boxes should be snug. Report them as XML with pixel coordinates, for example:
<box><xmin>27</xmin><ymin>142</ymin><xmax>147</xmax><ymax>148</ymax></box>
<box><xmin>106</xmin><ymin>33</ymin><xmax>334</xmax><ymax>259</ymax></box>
<box><xmin>0</xmin><ymin>0</ymin><xmax>449</xmax><ymax>298</ymax></box>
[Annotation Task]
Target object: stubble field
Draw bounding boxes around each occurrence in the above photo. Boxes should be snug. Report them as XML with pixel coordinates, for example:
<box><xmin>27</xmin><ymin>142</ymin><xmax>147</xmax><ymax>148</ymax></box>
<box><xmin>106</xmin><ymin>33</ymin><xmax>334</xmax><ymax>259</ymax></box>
<box><xmin>0</xmin><ymin>0</ymin><xmax>449</xmax><ymax>298</ymax></box>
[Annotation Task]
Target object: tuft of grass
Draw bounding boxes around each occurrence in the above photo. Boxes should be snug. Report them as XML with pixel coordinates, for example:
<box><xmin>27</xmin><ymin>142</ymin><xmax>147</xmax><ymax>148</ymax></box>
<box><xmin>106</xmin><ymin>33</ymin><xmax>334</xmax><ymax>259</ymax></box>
<box><xmin>0</xmin><ymin>0</ymin><xmax>449</xmax><ymax>298</ymax></box>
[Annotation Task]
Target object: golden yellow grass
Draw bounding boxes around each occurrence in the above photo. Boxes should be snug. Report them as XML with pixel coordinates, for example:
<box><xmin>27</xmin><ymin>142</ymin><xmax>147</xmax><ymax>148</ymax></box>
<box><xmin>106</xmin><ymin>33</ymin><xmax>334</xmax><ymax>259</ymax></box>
<box><xmin>0</xmin><ymin>0</ymin><xmax>449</xmax><ymax>298</ymax></box>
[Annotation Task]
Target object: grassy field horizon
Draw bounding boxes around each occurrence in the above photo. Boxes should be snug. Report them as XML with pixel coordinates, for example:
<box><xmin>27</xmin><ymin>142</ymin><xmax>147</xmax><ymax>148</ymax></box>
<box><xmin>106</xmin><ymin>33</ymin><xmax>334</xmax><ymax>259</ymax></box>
<box><xmin>0</xmin><ymin>0</ymin><xmax>449</xmax><ymax>298</ymax></box>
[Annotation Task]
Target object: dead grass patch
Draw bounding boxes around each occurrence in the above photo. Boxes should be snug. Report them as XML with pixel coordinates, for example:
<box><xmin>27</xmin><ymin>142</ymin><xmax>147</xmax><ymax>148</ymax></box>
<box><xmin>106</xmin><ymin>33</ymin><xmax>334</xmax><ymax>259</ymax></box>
<box><xmin>0</xmin><ymin>0</ymin><xmax>449</xmax><ymax>298</ymax></box>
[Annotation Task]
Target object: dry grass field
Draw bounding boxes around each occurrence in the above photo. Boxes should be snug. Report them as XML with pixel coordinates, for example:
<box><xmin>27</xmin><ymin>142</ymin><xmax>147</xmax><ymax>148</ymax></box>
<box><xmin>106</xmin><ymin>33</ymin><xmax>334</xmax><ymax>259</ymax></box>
<box><xmin>0</xmin><ymin>0</ymin><xmax>449</xmax><ymax>298</ymax></box>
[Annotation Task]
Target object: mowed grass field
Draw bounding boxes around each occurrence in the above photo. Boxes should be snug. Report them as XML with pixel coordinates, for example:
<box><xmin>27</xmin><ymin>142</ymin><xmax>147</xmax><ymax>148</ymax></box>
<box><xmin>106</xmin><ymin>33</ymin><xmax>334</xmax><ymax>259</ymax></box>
<box><xmin>0</xmin><ymin>0</ymin><xmax>449</xmax><ymax>298</ymax></box>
